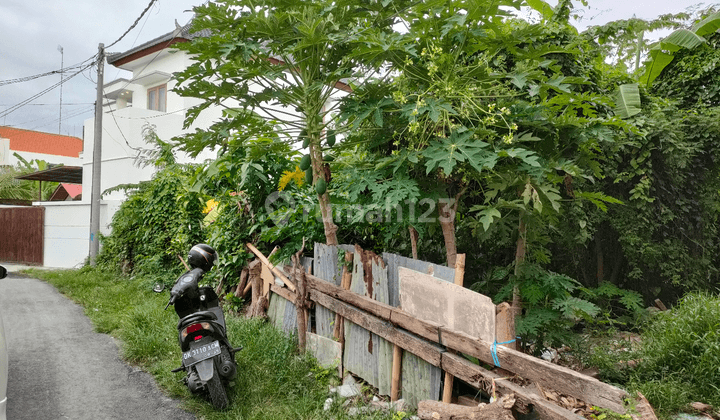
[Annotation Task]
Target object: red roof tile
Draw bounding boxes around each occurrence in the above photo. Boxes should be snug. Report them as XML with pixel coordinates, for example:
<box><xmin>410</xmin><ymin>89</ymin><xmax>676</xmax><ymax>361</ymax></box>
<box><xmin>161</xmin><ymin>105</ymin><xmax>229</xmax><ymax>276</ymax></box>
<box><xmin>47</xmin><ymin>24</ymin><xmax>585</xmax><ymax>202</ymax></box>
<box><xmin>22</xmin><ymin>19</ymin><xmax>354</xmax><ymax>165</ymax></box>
<box><xmin>0</xmin><ymin>126</ymin><xmax>83</xmax><ymax>158</ymax></box>
<box><xmin>60</xmin><ymin>183</ymin><xmax>82</xmax><ymax>198</ymax></box>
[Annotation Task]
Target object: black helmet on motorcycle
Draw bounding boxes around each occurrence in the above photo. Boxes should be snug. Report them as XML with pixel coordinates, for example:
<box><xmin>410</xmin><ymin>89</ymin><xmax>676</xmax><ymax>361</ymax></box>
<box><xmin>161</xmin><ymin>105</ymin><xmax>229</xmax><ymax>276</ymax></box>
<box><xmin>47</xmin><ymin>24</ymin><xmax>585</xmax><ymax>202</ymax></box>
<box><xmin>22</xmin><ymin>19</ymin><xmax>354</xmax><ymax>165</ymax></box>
<box><xmin>187</xmin><ymin>244</ymin><xmax>218</xmax><ymax>272</ymax></box>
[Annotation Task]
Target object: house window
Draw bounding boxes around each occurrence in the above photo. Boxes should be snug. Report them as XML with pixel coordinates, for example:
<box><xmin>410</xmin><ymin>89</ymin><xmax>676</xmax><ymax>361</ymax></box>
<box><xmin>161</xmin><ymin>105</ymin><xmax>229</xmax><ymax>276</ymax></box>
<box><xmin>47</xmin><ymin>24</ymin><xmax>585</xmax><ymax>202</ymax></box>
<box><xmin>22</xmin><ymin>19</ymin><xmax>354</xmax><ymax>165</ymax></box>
<box><xmin>147</xmin><ymin>84</ymin><xmax>167</xmax><ymax>112</ymax></box>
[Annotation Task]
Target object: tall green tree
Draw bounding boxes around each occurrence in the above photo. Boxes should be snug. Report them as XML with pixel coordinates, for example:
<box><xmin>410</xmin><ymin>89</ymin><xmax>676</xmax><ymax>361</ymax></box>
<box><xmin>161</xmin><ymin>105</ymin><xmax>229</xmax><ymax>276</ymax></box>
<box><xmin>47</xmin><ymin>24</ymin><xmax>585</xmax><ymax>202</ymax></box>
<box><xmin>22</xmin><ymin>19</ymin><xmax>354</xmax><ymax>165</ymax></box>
<box><xmin>174</xmin><ymin>0</ymin><xmax>414</xmax><ymax>245</ymax></box>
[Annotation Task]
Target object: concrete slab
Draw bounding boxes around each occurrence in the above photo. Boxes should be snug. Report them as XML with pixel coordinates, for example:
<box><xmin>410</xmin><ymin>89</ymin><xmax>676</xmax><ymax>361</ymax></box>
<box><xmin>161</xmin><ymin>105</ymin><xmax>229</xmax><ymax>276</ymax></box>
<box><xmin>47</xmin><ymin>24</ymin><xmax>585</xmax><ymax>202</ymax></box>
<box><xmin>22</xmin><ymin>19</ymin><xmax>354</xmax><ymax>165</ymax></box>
<box><xmin>398</xmin><ymin>267</ymin><xmax>495</xmax><ymax>343</ymax></box>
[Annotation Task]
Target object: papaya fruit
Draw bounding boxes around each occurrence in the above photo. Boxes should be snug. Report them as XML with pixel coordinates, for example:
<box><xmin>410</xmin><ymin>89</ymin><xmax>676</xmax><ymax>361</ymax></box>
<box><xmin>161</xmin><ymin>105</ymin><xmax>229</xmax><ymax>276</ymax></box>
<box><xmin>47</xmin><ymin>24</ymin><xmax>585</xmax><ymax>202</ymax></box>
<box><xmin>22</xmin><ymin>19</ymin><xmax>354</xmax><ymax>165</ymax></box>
<box><xmin>299</xmin><ymin>154</ymin><xmax>311</xmax><ymax>171</ymax></box>
<box><xmin>304</xmin><ymin>168</ymin><xmax>313</xmax><ymax>185</ymax></box>
<box><xmin>299</xmin><ymin>129</ymin><xmax>309</xmax><ymax>148</ymax></box>
<box><xmin>315</xmin><ymin>178</ymin><xmax>327</xmax><ymax>195</ymax></box>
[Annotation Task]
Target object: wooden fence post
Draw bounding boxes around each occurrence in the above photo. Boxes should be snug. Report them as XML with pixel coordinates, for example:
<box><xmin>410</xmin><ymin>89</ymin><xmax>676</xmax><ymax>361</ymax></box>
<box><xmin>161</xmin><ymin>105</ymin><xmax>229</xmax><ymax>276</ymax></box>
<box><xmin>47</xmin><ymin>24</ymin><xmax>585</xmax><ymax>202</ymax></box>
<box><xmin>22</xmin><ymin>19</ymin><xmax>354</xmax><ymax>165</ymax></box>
<box><xmin>495</xmin><ymin>302</ymin><xmax>516</xmax><ymax>351</ymax></box>
<box><xmin>333</xmin><ymin>252</ymin><xmax>354</xmax><ymax>342</ymax></box>
<box><xmin>442</xmin><ymin>253</ymin><xmax>466</xmax><ymax>403</ymax></box>
<box><xmin>391</xmin><ymin>342</ymin><xmax>403</xmax><ymax>401</ymax></box>
<box><xmin>249</xmin><ymin>259</ymin><xmax>266</xmax><ymax>317</ymax></box>
<box><xmin>296</xmin><ymin>268</ymin><xmax>308</xmax><ymax>351</ymax></box>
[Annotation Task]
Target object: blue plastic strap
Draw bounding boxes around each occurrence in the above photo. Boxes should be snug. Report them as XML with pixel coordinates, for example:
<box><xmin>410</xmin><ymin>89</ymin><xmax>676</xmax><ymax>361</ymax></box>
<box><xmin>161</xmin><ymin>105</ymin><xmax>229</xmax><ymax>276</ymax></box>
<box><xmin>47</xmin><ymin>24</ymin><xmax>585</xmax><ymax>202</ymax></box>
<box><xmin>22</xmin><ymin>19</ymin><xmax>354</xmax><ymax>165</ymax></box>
<box><xmin>491</xmin><ymin>338</ymin><xmax>516</xmax><ymax>367</ymax></box>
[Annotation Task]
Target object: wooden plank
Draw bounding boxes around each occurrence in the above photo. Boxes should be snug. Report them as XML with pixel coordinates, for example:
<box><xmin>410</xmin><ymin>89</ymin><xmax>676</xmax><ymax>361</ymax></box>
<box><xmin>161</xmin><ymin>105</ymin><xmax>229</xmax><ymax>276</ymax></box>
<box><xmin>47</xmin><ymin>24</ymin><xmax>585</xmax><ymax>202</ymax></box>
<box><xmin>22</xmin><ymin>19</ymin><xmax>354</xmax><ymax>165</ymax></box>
<box><xmin>438</xmin><ymin>328</ymin><xmax>627</xmax><ymax>413</ymax></box>
<box><xmin>441</xmin><ymin>352</ymin><xmax>585</xmax><ymax>420</ymax></box>
<box><xmin>270</xmin><ymin>284</ymin><xmax>297</xmax><ymax>304</ymax></box>
<box><xmin>307</xmin><ymin>332</ymin><xmax>342</xmax><ymax>369</ymax></box>
<box><xmin>0</xmin><ymin>207</ymin><xmax>44</xmax><ymax>265</ymax></box>
<box><xmin>261</xmin><ymin>263</ymin><xmax>274</xmax><ymax>297</ymax></box>
<box><xmin>399</xmin><ymin>267</ymin><xmax>495</xmax><ymax>343</ymax></box>
<box><xmin>311</xmin><ymin>290</ymin><xmax>442</xmax><ymax>367</ymax></box>
<box><xmin>304</xmin><ymin>271</ymin><xmax>628</xmax><ymax>412</ymax></box>
<box><xmin>306</xmin><ymin>272</ymin><xmax>394</xmax><ymax>320</ymax></box>
<box><xmin>246</xmin><ymin>242</ymin><xmax>296</xmax><ymax>292</ymax></box>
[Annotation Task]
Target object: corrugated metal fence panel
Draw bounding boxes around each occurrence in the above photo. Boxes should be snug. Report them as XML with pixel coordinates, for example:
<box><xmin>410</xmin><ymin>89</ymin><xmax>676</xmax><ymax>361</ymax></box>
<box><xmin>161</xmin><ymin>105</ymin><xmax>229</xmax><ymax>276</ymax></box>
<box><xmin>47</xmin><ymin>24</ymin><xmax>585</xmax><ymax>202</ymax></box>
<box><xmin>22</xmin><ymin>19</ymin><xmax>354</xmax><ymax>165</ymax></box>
<box><xmin>0</xmin><ymin>207</ymin><xmax>44</xmax><ymax>265</ymax></box>
<box><xmin>267</xmin><ymin>292</ymin><xmax>299</xmax><ymax>336</ymax></box>
<box><xmin>267</xmin><ymin>292</ymin><xmax>285</xmax><ymax>331</ymax></box>
<box><xmin>401</xmin><ymin>344</ymin><xmax>445</xmax><ymax>408</ymax></box>
<box><xmin>302</xmin><ymin>257</ymin><xmax>314</xmax><ymax>273</ymax></box>
<box><xmin>343</xmin><ymin>249</ymin><xmax>389</xmax><ymax>392</ymax></box>
<box><xmin>372</xmin><ymin>260</ymin><xmax>393</xmax><ymax>396</ymax></box>
<box><xmin>383</xmin><ymin>252</ymin><xmax>454</xmax><ymax>408</ymax></box>
<box><xmin>313</xmin><ymin>244</ymin><xmax>341</xmax><ymax>338</ymax></box>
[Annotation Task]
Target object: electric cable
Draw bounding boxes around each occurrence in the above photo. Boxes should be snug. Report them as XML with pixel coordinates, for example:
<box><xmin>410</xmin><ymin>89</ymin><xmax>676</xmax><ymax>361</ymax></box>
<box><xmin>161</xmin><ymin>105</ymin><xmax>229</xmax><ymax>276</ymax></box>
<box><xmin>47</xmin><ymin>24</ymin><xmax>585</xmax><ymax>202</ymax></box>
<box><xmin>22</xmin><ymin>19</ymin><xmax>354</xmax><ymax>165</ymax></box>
<box><xmin>0</xmin><ymin>63</ymin><xmax>94</xmax><ymax>120</ymax></box>
<box><xmin>106</xmin><ymin>0</ymin><xmax>158</xmax><ymax>50</ymax></box>
<box><xmin>0</xmin><ymin>63</ymin><xmax>89</xmax><ymax>87</ymax></box>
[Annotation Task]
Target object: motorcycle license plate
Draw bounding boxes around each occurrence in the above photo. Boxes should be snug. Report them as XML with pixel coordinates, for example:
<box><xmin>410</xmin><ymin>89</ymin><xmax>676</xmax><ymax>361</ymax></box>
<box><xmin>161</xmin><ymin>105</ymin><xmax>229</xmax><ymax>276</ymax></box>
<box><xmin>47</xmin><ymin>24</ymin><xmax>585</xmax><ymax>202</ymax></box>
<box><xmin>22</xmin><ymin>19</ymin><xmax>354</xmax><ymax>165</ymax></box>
<box><xmin>183</xmin><ymin>340</ymin><xmax>221</xmax><ymax>366</ymax></box>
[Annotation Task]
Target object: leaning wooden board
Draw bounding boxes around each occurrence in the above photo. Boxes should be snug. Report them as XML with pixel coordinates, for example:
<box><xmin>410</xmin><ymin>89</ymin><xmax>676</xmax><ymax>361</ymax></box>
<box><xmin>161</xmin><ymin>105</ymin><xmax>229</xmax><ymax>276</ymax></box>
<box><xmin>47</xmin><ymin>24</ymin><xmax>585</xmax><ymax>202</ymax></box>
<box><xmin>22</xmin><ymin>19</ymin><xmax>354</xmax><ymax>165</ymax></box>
<box><xmin>399</xmin><ymin>267</ymin><xmax>495</xmax><ymax>343</ymax></box>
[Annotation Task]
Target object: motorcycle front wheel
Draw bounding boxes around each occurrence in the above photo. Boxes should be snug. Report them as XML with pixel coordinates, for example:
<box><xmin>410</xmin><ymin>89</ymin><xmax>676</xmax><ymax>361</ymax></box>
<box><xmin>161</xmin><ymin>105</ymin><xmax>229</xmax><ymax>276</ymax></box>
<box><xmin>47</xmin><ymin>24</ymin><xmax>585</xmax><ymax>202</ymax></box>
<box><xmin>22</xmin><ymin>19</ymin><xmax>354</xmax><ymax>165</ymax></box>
<box><xmin>207</xmin><ymin>370</ymin><xmax>229</xmax><ymax>410</ymax></box>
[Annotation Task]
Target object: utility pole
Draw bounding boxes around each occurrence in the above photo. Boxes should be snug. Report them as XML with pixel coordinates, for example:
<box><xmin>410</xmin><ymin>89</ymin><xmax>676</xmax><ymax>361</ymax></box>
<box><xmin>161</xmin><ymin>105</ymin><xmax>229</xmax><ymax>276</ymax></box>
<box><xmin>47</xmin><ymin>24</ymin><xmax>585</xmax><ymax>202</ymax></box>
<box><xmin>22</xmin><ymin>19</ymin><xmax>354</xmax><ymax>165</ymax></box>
<box><xmin>89</xmin><ymin>43</ymin><xmax>104</xmax><ymax>265</ymax></box>
<box><xmin>57</xmin><ymin>45</ymin><xmax>64</xmax><ymax>134</ymax></box>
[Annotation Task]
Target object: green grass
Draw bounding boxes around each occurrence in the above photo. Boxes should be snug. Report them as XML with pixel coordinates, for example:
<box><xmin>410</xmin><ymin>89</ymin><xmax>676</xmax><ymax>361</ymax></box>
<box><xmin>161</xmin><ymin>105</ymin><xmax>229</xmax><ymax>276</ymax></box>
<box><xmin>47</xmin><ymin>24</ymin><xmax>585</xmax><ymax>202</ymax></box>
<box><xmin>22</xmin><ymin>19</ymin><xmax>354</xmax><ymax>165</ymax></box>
<box><xmin>579</xmin><ymin>292</ymin><xmax>720</xmax><ymax>420</ymax></box>
<box><xmin>27</xmin><ymin>267</ymin><xmax>400</xmax><ymax>420</ymax></box>
<box><xmin>627</xmin><ymin>292</ymin><xmax>720</xmax><ymax>419</ymax></box>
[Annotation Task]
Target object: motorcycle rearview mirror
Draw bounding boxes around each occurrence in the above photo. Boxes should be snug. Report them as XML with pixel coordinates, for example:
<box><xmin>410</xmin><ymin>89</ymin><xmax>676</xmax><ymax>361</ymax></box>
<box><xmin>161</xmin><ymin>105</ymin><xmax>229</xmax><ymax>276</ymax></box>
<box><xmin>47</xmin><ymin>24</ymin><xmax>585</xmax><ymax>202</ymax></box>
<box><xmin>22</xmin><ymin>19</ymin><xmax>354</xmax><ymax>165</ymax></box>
<box><xmin>0</xmin><ymin>266</ymin><xmax>6</xmax><ymax>279</ymax></box>
<box><xmin>152</xmin><ymin>283</ymin><xmax>165</xmax><ymax>293</ymax></box>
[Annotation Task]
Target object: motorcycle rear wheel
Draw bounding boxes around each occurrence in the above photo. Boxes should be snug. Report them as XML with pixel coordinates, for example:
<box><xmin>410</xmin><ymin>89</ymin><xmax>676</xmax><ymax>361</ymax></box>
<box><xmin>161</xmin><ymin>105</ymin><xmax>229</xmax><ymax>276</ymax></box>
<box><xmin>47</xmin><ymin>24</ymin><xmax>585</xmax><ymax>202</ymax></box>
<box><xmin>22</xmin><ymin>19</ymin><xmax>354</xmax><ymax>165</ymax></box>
<box><xmin>207</xmin><ymin>371</ymin><xmax>229</xmax><ymax>410</ymax></box>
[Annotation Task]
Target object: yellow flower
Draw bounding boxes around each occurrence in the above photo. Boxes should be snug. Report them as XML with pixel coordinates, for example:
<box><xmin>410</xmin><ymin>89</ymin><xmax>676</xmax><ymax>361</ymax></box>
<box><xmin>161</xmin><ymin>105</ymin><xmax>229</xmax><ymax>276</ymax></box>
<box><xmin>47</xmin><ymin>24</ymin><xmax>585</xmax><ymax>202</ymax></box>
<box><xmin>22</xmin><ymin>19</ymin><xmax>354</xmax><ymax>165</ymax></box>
<box><xmin>203</xmin><ymin>199</ymin><xmax>220</xmax><ymax>214</ymax></box>
<box><xmin>278</xmin><ymin>166</ymin><xmax>305</xmax><ymax>191</ymax></box>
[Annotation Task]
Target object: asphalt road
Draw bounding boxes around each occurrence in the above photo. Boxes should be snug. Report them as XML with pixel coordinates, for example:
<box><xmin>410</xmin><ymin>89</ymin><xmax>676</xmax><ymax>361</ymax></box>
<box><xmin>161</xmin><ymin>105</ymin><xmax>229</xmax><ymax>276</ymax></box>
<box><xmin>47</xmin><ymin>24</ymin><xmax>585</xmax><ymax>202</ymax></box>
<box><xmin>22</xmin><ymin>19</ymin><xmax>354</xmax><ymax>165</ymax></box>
<box><xmin>0</xmin><ymin>271</ymin><xmax>196</xmax><ymax>420</ymax></box>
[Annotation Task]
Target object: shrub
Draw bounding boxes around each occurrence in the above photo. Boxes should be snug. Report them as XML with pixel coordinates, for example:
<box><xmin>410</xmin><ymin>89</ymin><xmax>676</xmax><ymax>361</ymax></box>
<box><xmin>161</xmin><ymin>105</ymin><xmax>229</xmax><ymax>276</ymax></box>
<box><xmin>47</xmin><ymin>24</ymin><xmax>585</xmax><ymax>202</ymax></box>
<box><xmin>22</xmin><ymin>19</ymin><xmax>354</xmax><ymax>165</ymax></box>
<box><xmin>630</xmin><ymin>292</ymin><xmax>720</xmax><ymax>416</ymax></box>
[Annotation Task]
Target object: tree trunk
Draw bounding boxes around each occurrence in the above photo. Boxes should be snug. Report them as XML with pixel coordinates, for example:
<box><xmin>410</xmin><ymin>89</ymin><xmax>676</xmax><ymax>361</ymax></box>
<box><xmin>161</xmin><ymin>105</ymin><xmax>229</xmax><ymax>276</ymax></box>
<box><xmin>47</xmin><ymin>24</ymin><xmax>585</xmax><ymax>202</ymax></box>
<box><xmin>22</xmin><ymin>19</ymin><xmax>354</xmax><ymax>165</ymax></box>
<box><xmin>438</xmin><ymin>190</ymin><xmax>464</xmax><ymax>267</ymax></box>
<box><xmin>310</xmin><ymin>139</ymin><xmax>338</xmax><ymax>245</ymax></box>
<box><xmin>409</xmin><ymin>226</ymin><xmax>419</xmax><ymax>259</ymax></box>
<box><xmin>512</xmin><ymin>216</ymin><xmax>527</xmax><ymax>315</ymax></box>
<box><xmin>596</xmin><ymin>237</ymin><xmax>604</xmax><ymax>286</ymax></box>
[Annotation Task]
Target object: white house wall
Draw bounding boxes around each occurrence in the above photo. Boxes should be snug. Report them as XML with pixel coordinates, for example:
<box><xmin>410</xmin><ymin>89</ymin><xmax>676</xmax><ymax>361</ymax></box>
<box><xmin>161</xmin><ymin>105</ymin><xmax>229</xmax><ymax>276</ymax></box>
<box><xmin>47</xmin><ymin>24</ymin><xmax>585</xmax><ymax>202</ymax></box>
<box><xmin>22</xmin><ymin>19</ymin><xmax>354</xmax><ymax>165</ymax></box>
<box><xmin>40</xmin><ymin>200</ymin><xmax>121</xmax><ymax>268</ymax></box>
<box><xmin>8</xmin><ymin>150</ymin><xmax>81</xmax><ymax>167</ymax></box>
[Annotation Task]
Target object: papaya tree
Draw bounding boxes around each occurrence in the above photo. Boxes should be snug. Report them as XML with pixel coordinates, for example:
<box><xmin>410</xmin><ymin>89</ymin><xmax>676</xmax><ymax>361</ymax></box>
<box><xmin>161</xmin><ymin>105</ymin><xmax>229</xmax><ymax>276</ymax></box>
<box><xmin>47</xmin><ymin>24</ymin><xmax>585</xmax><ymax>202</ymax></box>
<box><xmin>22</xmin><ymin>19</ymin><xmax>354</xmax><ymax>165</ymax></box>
<box><xmin>173</xmin><ymin>0</ymin><xmax>413</xmax><ymax>245</ymax></box>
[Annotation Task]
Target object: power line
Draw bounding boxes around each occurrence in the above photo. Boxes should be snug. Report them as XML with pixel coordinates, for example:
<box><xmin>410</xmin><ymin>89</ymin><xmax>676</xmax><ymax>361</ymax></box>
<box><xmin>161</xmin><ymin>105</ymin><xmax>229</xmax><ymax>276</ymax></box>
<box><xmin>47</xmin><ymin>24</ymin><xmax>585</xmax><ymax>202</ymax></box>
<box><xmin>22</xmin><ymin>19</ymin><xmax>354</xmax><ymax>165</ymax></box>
<box><xmin>0</xmin><ymin>103</ymin><xmax>93</xmax><ymax>106</ymax></box>
<box><xmin>0</xmin><ymin>62</ymin><xmax>90</xmax><ymax>87</ymax></box>
<box><xmin>0</xmin><ymin>62</ymin><xmax>95</xmax><ymax>121</ymax></box>
<box><xmin>106</xmin><ymin>0</ymin><xmax>158</xmax><ymax>49</ymax></box>
<box><xmin>29</xmin><ymin>106</ymin><xmax>95</xmax><ymax>131</ymax></box>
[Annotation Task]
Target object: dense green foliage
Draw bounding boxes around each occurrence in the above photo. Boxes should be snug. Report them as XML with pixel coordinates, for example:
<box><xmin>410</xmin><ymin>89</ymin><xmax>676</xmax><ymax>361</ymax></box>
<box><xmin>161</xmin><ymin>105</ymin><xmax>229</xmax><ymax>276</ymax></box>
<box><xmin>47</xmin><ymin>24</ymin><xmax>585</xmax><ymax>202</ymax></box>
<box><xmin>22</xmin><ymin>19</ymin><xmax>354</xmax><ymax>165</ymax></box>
<box><xmin>96</xmin><ymin>163</ymin><xmax>205</xmax><ymax>282</ymax></box>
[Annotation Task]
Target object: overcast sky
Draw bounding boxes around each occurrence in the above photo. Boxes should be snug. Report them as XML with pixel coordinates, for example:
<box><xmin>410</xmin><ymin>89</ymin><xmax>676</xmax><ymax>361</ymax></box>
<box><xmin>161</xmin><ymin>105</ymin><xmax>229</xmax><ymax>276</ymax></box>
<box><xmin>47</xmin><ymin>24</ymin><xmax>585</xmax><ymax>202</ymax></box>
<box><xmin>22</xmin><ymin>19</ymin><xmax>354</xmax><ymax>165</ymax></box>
<box><xmin>0</xmin><ymin>0</ymin><xmax>714</xmax><ymax>140</ymax></box>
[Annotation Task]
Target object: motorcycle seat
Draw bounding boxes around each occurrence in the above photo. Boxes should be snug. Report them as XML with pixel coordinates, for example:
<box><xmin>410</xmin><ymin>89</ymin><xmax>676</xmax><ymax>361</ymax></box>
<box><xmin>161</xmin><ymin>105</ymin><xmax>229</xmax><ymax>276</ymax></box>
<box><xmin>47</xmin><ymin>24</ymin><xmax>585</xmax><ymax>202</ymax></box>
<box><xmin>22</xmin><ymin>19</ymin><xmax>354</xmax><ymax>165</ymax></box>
<box><xmin>178</xmin><ymin>311</ymin><xmax>218</xmax><ymax>329</ymax></box>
